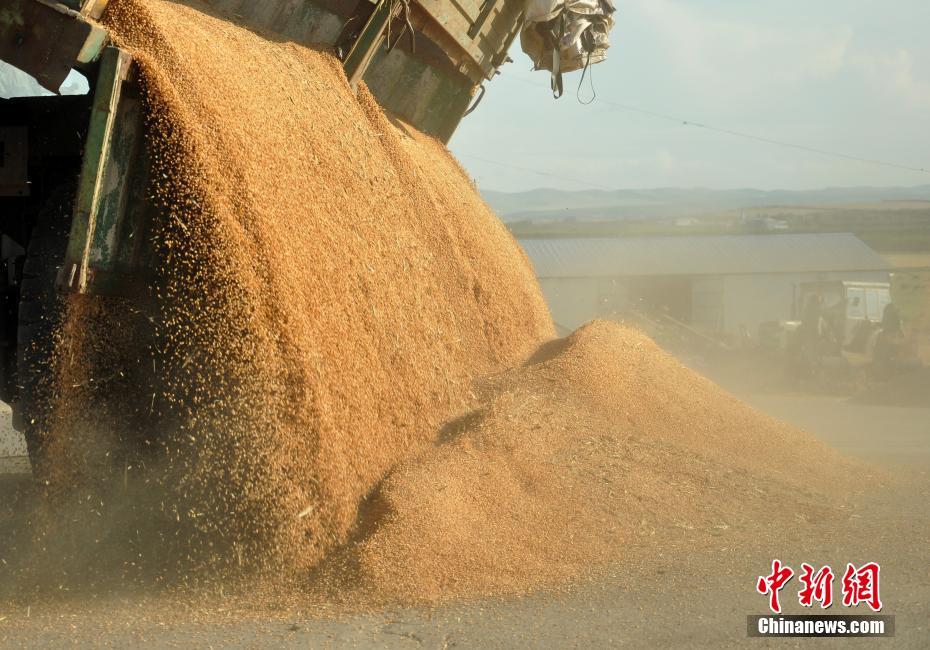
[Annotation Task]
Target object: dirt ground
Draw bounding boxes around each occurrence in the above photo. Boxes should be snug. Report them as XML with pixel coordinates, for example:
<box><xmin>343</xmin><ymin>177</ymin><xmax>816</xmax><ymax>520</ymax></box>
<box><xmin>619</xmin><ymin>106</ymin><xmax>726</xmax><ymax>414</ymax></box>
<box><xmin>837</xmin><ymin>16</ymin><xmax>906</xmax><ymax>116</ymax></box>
<box><xmin>1</xmin><ymin>376</ymin><xmax>928</xmax><ymax>648</ymax></box>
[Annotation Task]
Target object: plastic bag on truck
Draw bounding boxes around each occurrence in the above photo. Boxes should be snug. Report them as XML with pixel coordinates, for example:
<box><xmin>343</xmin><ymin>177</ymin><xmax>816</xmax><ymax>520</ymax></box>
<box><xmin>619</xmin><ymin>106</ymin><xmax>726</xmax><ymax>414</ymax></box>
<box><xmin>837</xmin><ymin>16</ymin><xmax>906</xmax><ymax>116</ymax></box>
<box><xmin>521</xmin><ymin>0</ymin><xmax>616</xmax><ymax>98</ymax></box>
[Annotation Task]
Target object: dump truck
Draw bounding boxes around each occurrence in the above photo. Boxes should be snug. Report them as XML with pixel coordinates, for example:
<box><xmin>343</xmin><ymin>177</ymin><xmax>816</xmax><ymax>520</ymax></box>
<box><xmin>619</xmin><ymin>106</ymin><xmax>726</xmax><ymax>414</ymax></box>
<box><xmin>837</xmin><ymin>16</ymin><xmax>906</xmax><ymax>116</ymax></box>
<box><xmin>0</xmin><ymin>0</ymin><xmax>530</xmax><ymax>470</ymax></box>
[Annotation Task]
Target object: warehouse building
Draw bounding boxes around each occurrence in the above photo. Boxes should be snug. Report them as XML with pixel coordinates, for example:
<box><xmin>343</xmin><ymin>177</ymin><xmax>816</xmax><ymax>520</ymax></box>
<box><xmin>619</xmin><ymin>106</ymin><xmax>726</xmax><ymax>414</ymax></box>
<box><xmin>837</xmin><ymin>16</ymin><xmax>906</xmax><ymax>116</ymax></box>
<box><xmin>521</xmin><ymin>233</ymin><xmax>890</xmax><ymax>342</ymax></box>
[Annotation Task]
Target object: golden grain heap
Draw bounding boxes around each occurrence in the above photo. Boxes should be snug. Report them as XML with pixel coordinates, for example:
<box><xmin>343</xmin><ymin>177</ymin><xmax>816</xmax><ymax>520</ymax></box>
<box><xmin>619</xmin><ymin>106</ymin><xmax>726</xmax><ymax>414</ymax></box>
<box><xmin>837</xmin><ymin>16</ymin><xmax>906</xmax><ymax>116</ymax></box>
<box><xmin>42</xmin><ymin>0</ymin><xmax>551</xmax><ymax>578</ymax></box>
<box><xmin>314</xmin><ymin>320</ymin><xmax>859</xmax><ymax>604</ymax></box>
<box><xmin>26</xmin><ymin>0</ymin><xmax>858</xmax><ymax>604</ymax></box>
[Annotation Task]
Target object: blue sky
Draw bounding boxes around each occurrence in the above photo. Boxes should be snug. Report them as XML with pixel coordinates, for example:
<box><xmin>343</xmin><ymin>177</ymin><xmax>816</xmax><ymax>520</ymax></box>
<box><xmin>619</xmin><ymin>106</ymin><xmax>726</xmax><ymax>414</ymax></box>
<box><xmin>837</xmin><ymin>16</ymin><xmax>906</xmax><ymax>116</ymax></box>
<box><xmin>449</xmin><ymin>0</ymin><xmax>930</xmax><ymax>192</ymax></box>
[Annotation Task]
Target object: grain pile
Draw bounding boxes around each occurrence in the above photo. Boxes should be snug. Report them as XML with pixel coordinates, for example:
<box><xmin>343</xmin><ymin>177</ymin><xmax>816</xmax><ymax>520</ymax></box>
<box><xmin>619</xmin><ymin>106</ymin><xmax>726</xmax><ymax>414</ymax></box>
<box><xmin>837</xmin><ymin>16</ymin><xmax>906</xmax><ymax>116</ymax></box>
<box><xmin>313</xmin><ymin>320</ymin><xmax>859</xmax><ymax>604</ymax></box>
<box><xmin>14</xmin><ymin>0</ymin><xmax>861</xmax><ymax>606</ymax></box>
<box><xmin>30</xmin><ymin>0</ymin><xmax>551</xmax><ymax>582</ymax></box>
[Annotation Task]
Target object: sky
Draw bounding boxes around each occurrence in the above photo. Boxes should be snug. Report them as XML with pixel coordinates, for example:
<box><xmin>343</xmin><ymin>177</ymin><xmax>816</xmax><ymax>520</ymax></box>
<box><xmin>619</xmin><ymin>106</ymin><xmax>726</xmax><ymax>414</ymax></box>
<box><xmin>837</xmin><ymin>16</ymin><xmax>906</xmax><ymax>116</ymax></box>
<box><xmin>0</xmin><ymin>62</ymin><xmax>88</xmax><ymax>98</ymax></box>
<box><xmin>448</xmin><ymin>0</ymin><xmax>930</xmax><ymax>193</ymax></box>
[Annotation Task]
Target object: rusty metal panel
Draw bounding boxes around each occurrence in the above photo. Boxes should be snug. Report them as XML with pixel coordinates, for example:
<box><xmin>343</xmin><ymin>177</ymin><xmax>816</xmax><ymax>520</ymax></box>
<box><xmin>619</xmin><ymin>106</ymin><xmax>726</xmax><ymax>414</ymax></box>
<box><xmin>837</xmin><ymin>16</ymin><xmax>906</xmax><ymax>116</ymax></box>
<box><xmin>0</xmin><ymin>126</ymin><xmax>29</xmax><ymax>196</ymax></box>
<box><xmin>415</xmin><ymin>0</ymin><xmax>487</xmax><ymax>72</ymax></box>
<box><xmin>364</xmin><ymin>44</ymin><xmax>472</xmax><ymax>142</ymax></box>
<box><xmin>0</xmin><ymin>0</ymin><xmax>108</xmax><ymax>92</ymax></box>
<box><xmin>473</xmin><ymin>1</ymin><xmax>522</xmax><ymax>65</ymax></box>
<box><xmin>414</xmin><ymin>0</ymin><xmax>522</xmax><ymax>78</ymax></box>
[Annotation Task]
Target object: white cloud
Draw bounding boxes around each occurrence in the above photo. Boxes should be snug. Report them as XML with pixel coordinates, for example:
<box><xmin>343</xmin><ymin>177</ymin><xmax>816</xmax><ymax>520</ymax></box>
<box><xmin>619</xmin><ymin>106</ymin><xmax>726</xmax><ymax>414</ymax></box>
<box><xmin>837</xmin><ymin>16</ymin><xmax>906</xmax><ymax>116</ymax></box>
<box><xmin>628</xmin><ymin>0</ymin><xmax>853</xmax><ymax>93</ymax></box>
<box><xmin>852</xmin><ymin>49</ymin><xmax>930</xmax><ymax>109</ymax></box>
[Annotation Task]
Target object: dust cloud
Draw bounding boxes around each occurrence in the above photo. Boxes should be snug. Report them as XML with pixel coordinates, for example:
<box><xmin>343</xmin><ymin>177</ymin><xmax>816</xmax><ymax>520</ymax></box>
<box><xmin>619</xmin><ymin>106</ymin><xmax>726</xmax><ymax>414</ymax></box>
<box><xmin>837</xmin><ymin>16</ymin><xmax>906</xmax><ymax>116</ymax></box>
<box><xmin>1</xmin><ymin>0</ymin><xmax>864</xmax><ymax>611</ymax></box>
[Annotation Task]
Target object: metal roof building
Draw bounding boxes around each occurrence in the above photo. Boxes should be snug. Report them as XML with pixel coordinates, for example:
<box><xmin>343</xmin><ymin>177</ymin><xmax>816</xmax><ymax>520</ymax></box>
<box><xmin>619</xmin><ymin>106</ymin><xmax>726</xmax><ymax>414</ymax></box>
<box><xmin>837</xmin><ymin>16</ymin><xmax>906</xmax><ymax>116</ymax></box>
<box><xmin>521</xmin><ymin>233</ymin><xmax>889</xmax><ymax>278</ymax></box>
<box><xmin>519</xmin><ymin>234</ymin><xmax>891</xmax><ymax>341</ymax></box>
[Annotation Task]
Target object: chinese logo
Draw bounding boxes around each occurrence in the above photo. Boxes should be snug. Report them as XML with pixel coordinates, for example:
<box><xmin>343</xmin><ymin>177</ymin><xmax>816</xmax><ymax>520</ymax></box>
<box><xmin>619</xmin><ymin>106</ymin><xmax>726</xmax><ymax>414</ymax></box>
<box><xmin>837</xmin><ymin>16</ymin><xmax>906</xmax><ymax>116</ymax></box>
<box><xmin>756</xmin><ymin>560</ymin><xmax>882</xmax><ymax>613</ymax></box>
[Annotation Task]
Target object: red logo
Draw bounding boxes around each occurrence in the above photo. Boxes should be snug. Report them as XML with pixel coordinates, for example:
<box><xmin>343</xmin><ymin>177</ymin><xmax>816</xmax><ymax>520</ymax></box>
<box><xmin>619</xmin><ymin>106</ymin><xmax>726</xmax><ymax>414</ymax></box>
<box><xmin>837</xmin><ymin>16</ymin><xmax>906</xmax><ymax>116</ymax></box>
<box><xmin>798</xmin><ymin>563</ymin><xmax>834</xmax><ymax>609</ymax></box>
<box><xmin>756</xmin><ymin>559</ymin><xmax>794</xmax><ymax>614</ymax></box>
<box><xmin>841</xmin><ymin>562</ymin><xmax>883</xmax><ymax>612</ymax></box>
<box><xmin>756</xmin><ymin>561</ymin><xmax>882</xmax><ymax>613</ymax></box>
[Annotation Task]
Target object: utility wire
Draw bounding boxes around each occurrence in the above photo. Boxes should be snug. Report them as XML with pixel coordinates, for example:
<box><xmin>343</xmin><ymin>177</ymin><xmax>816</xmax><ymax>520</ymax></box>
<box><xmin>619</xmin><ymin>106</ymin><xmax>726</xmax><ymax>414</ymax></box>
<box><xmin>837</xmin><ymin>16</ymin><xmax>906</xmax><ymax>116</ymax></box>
<box><xmin>498</xmin><ymin>74</ymin><xmax>930</xmax><ymax>176</ymax></box>
<box><xmin>597</xmin><ymin>100</ymin><xmax>930</xmax><ymax>175</ymax></box>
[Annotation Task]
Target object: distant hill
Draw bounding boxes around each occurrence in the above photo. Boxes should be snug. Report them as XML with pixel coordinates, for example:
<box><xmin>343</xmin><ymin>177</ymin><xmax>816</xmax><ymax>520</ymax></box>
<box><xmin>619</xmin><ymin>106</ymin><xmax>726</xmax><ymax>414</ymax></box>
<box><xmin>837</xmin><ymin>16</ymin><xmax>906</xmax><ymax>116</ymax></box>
<box><xmin>483</xmin><ymin>185</ymin><xmax>930</xmax><ymax>222</ymax></box>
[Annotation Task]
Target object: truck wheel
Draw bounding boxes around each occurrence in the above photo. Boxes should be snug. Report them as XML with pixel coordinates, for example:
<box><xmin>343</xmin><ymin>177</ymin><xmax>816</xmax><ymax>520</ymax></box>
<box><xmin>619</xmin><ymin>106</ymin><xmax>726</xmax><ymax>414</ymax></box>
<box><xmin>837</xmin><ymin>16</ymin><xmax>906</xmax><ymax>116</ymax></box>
<box><xmin>15</xmin><ymin>184</ymin><xmax>73</xmax><ymax>475</ymax></box>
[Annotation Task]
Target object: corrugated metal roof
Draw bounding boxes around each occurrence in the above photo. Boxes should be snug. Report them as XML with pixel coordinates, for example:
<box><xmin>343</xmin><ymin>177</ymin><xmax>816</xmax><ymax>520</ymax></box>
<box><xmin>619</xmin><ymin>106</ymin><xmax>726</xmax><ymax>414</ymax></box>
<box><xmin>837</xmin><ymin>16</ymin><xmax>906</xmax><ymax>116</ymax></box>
<box><xmin>520</xmin><ymin>234</ymin><xmax>889</xmax><ymax>278</ymax></box>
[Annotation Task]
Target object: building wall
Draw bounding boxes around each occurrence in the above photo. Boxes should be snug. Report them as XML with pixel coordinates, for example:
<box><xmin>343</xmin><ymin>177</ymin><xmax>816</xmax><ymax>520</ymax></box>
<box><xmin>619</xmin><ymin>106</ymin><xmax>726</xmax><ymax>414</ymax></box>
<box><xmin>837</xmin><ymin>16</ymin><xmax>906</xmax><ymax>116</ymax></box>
<box><xmin>692</xmin><ymin>276</ymin><xmax>725</xmax><ymax>332</ymax></box>
<box><xmin>538</xmin><ymin>270</ymin><xmax>890</xmax><ymax>340</ymax></box>
<box><xmin>537</xmin><ymin>277</ymin><xmax>602</xmax><ymax>333</ymax></box>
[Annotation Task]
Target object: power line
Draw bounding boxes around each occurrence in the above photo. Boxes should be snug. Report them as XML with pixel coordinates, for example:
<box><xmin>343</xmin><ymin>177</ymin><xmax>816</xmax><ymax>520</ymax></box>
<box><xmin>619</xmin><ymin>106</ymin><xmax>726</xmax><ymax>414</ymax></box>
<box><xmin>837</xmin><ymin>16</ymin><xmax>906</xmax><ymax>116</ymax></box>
<box><xmin>598</xmin><ymin>100</ymin><xmax>930</xmax><ymax>175</ymax></box>
<box><xmin>501</xmin><ymin>75</ymin><xmax>930</xmax><ymax>175</ymax></box>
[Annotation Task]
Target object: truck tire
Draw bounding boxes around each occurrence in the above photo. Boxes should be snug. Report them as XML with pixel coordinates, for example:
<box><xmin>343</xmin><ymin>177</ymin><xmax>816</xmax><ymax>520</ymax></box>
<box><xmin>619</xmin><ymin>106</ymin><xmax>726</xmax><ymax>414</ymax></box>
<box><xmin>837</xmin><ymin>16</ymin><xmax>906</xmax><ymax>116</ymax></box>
<box><xmin>16</xmin><ymin>183</ymin><xmax>73</xmax><ymax>474</ymax></box>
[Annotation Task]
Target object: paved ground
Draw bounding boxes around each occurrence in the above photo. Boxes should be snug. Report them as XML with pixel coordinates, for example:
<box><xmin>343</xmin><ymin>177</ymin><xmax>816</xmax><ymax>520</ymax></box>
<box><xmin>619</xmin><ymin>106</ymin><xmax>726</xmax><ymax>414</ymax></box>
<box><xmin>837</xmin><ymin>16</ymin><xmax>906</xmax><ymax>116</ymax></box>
<box><xmin>1</xmin><ymin>386</ymin><xmax>928</xmax><ymax>648</ymax></box>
